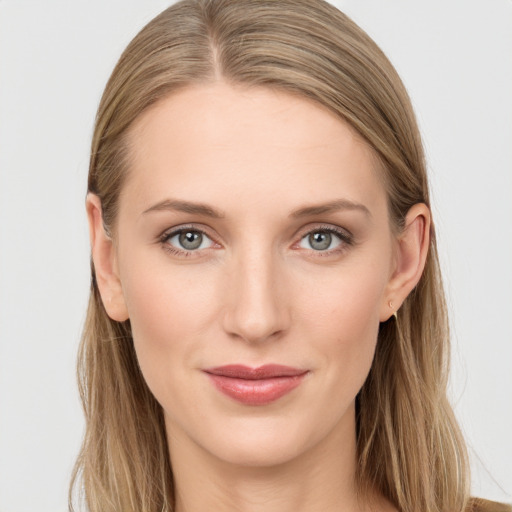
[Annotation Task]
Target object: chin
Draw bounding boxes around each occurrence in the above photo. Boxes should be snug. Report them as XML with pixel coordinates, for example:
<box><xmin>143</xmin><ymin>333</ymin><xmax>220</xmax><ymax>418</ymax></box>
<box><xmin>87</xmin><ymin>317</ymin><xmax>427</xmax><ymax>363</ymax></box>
<box><xmin>205</xmin><ymin>424</ymin><xmax>312</xmax><ymax>468</ymax></box>
<box><xmin>181</xmin><ymin>405</ymin><xmax>344</xmax><ymax>470</ymax></box>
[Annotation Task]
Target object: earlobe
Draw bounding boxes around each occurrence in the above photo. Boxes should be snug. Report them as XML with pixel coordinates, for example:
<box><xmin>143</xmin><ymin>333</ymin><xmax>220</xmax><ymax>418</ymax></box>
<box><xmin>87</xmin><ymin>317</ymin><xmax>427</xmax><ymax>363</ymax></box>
<box><xmin>380</xmin><ymin>203</ymin><xmax>431</xmax><ymax>322</ymax></box>
<box><xmin>86</xmin><ymin>193</ymin><xmax>129</xmax><ymax>322</ymax></box>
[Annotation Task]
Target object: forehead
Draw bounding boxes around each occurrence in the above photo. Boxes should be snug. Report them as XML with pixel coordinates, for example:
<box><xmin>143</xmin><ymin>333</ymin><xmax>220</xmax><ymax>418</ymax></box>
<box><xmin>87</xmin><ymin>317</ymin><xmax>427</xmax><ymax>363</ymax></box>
<box><xmin>122</xmin><ymin>82</ymin><xmax>387</xmax><ymax>217</ymax></box>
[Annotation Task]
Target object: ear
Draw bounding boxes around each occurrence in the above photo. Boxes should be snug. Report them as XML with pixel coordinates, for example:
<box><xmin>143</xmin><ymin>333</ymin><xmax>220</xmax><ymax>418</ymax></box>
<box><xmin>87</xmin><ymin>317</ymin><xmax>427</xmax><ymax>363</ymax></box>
<box><xmin>86</xmin><ymin>193</ymin><xmax>129</xmax><ymax>322</ymax></box>
<box><xmin>380</xmin><ymin>203</ymin><xmax>431</xmax><ymax>322</ymax></box>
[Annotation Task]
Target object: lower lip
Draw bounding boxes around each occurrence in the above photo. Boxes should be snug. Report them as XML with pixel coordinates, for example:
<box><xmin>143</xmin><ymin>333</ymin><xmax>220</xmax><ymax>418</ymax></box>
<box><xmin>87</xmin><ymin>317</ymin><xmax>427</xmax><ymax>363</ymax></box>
<box><xmin>205</xmin><ymin>373</ymin><xmax>307</xmax><ymax>405</ymax></box>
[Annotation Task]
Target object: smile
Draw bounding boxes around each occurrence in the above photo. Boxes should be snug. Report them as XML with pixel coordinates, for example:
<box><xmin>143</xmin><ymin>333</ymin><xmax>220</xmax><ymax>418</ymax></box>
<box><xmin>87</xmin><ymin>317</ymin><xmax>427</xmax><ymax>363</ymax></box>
<box><xmin>203</xmin><ymin>364</ymin><xmax>309</xmax><ymax>406</ymax></box>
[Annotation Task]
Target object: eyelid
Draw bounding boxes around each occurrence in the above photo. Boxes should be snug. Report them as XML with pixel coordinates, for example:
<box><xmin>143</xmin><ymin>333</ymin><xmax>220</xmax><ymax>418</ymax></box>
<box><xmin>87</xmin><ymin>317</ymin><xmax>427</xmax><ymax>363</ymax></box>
<box><xmin>159</xmin><ymin>224</ymin><xmax>221</xmax><ymax>255</ymax></box>
<box><xmin>295</xmin><ymin>223</ymin><xmax>353</xmax><ymax>242</ymax></box>
<box><xmin>292</xmin><ymin>224</ymin><xmax>354</xmax><ymax>253</ymax></box>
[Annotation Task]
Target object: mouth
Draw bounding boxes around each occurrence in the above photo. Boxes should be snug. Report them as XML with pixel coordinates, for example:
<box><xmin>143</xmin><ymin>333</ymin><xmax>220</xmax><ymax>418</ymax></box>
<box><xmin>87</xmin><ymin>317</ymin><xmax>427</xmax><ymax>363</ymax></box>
<box><xmin>203</xmin><ymin>364</ymin><xmax>309</xmax><ymax>406</ymax></box>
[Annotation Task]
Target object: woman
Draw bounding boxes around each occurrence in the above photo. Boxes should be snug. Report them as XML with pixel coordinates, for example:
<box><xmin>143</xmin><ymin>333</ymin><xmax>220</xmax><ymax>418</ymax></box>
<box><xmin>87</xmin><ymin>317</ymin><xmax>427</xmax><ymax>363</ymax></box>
<box><xmin>70</xmin><ymin>1</ymin><xmax>510</xmax><ymax>511</ymax></box>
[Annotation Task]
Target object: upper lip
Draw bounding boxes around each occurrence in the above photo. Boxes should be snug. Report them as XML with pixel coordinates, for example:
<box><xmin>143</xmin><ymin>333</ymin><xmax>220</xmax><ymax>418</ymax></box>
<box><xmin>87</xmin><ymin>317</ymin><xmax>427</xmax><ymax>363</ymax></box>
<box><xmin>203</xmin><ymin>364</ymin><xmax>308</xmax><ymax>380</ymax></box>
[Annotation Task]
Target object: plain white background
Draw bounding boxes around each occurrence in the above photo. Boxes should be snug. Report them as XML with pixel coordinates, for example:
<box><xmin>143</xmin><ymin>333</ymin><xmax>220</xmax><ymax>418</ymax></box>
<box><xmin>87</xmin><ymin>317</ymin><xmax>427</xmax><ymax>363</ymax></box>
<box><xmin>0</xmin><ymin>1</ymin><xmax>511</xmax><ymax>510</ymax></box>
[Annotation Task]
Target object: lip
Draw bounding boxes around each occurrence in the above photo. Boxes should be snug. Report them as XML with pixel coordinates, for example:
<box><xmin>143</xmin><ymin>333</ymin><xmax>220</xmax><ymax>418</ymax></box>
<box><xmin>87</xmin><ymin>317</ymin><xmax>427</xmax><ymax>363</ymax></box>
<box><xmin>203</xmin><ymin>364</ymin><xmax>309</xmax><ymax>406</ymax></box>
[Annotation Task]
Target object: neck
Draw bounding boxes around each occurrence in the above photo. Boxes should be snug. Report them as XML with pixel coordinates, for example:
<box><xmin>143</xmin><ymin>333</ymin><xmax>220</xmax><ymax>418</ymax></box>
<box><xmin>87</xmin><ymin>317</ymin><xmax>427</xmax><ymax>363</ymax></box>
<box><xmin>166</xmin><ymin>408</ymin><xmax>382</xmax><ymax>512</ymax></box>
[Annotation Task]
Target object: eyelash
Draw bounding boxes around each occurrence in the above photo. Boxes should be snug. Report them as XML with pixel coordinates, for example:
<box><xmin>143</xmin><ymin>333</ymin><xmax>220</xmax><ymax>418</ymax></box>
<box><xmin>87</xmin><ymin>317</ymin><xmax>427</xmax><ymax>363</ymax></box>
<box><xmin>159</xmin><ymin>225</ymin><xmax>217</xmax><ymax>258</ymax></box>
<box><xmin>296</xmin><ymin>225</ymin><xmax>354</xmax><ymax>256</ymax></box>
<box><xmin>158</xmin><ymin>224</ymin><xmax>354</xmax><ymax>258</ymax></box>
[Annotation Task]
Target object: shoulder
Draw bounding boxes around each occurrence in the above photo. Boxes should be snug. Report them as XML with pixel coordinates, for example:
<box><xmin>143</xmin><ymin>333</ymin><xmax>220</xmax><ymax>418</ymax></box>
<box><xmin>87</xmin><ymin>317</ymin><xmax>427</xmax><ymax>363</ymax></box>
<box><xmin>467</xmin><ymin>498</ymin><xmax>512</xmax><ymax>512</ymax></box>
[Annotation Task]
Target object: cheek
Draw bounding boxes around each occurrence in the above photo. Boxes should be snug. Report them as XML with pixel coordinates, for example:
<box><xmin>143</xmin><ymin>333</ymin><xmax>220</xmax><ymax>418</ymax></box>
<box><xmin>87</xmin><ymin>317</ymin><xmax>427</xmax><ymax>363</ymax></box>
<box><xmin>297</xmin><ymin>257</ymin><xmax>387</xmax><ymax>333</ymax></box>
<box><xmin>118</xmin><ymin>252</ymin><xmax>221</xmax><ymax>394</ymax></box>
<box><xmin>122</xmin><ymin>240</ymin><xmax>222</xmax><ymax>327</ymax></box>
<box><xmin>296</xmin><ymin>260</ymin><xmax>388</xmax><ymax>389</ymax></box>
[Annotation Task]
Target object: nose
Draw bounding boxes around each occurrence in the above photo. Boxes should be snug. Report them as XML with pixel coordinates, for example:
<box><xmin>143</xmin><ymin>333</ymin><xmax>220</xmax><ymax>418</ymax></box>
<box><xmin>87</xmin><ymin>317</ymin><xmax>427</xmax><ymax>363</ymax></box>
<box><xmin>222</xmin><ymin>249</ymin><xmax>290</xmax><ymax>344</ymax></box>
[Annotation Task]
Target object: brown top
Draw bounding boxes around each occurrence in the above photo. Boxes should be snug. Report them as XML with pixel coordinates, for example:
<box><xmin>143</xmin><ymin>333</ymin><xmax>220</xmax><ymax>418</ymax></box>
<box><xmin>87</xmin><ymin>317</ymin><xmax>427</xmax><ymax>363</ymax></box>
<box><xmin>469</xmin><ymin>498</ymin><xmax>512</xmax><ymax>512</ymax></box>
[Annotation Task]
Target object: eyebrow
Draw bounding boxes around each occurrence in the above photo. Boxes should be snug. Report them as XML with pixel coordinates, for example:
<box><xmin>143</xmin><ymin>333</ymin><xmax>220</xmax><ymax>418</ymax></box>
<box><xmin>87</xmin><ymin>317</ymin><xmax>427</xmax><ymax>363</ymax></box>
<box><xmin>142</xmin><ymin>199</ymin><xmax>225</xmax><ymax>218</ymax></box>
<box><xmin>290</xmin><ymin>199</ymin><xmax>371</xmax><ymax>219</ymax></box>
<box><xmin>142</xmin><ymin>197</ymin><xmax>370</xmax><ymax>219</ymax></box>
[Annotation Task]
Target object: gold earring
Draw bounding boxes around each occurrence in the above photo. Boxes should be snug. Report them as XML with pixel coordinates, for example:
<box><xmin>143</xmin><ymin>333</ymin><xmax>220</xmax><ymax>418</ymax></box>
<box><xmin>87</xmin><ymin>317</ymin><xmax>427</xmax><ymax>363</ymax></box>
<box><xmin>389</xmin><ymin>301</ymin><xmax>398</xmax><ymax>320</ymax></box>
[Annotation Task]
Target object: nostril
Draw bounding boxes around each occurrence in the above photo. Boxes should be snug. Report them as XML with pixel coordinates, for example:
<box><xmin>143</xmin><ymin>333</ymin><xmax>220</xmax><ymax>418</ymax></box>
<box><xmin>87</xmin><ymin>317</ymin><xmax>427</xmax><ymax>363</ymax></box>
<box><xmin>225</xmin><ymin>313</ymin><xmax>285</xmax><ymax>344</ymax></box>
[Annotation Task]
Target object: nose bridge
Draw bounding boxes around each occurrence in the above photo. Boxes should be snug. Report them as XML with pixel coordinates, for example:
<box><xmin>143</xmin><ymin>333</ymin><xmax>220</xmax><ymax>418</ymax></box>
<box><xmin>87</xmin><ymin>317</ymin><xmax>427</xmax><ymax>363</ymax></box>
<box><xmin>223</xmin><ymin>242</ymin><xmax>288</xmax><ymax>343</ymax></box>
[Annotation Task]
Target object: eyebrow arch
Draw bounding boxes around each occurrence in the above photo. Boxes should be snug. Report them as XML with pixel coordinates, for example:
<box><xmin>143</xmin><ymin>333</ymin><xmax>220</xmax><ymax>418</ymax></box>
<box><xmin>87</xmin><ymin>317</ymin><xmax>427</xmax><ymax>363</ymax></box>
<box><xmin>290</xmin><ymin>199</ymin><xmax>371</xmax><ymax>218</ymax></box>
<box><xmin>142</xmin><ymin>199</ymin><xmax>225</xmax><ymax>218</ymax></box>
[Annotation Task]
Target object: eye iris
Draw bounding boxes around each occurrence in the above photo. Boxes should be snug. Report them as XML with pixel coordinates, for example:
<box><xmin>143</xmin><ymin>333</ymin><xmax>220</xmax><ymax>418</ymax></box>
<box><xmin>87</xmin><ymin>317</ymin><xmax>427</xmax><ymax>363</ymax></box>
<box><xmin>179</xmin><ymin>231</ymin><xmax>202</xmax><ymax>250</ymax></box>
<box><xmin>309</xmin><ymin>231</ymin><xmax>331</xmax><ymax>250</ymax></box>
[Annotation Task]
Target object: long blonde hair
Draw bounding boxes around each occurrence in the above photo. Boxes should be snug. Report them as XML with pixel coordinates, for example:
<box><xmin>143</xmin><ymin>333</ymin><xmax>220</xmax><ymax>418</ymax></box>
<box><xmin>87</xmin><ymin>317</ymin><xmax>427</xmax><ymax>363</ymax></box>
<box><xmin>71</xmin><ymin>1</ymin><xmax>471</xmax><ymax>511</ymax></box>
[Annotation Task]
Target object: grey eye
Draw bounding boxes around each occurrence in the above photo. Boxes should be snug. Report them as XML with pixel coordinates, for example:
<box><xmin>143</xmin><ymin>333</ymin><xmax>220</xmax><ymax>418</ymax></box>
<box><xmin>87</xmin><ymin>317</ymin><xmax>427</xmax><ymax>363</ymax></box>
<box><xmin>299</xmin><ymin>230</ymin><xmax>342</xmax><ymax>251</ymax></box>
<box><xmin>309</xmin><ymin>232</ymin><xmax>331</xmax><ymax>250</ymax></box>
<box><xmin>166</xmin><ymin>230</ymin><xmax>213</xmax><ymax>251</ymax></box>
<box><xmin>179</xmin><ymin>231</ymin><xmax>203</xmax><ymax>250</ymax></box>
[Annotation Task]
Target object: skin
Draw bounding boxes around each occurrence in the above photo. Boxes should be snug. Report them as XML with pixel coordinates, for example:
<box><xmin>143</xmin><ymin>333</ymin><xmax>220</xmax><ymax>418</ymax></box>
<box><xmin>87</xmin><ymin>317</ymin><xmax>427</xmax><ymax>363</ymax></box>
<box><xmin>88</xmin><ymin>82</ymin><xmax>430</xmax><ymax>512</ymax></box>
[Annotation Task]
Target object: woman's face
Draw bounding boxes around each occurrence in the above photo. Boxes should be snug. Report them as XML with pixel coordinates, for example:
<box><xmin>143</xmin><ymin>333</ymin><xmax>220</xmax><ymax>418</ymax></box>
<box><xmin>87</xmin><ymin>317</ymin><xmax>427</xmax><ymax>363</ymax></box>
<box><xmin>98</xmin><ymin>82</ymin><xmax>414</xmax><ymax>467</ymax></box>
